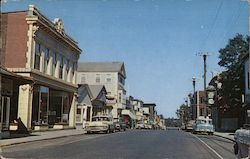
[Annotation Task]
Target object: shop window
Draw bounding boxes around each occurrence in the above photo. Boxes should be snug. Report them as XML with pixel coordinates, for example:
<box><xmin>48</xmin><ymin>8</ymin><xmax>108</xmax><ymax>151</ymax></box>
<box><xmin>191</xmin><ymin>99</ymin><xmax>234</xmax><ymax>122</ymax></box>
<box><xmin>62</xmin><ymin>95</ymin><xmax>70</xmax><ymax>123</ymax></box>
<box><xmin>31</xmin><ymin>86</ymin><xmax>49</xmax><ymax>126</ymax></box>
<box><xmin>40</xmin><ymin>86</ymin><xmax>49</xmax><ymax>124</ymax></box>
<box><xmin>34</xmin><ymin>43</ymin><xmax>41</xmax><ymax>70</ymax></box>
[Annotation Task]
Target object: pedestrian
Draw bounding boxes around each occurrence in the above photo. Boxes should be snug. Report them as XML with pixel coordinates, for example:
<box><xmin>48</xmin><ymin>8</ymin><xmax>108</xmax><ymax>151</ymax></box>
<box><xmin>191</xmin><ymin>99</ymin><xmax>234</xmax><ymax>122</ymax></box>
<box><xmin>234</xmin><ymin>128</ymin><xmax>250</xmax><ymax>159</ymax></box>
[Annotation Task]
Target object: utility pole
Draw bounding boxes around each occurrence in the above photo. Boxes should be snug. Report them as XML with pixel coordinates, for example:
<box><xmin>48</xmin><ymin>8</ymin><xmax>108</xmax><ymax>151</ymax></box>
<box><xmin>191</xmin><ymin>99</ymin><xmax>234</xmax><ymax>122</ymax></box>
<box><xmin>197</xmin><ymin>52</ymin><xmax>210</xmax><ymax>91</ymax></box>
<box><xmin>192</xmin><ymin>77</ymin><xmax>196</xmax><ymax>119</ymax></box>
<box><xmin>197</xmin><ymin>52</ymin><xmax>210</xmax><ymax>117</ymax></box>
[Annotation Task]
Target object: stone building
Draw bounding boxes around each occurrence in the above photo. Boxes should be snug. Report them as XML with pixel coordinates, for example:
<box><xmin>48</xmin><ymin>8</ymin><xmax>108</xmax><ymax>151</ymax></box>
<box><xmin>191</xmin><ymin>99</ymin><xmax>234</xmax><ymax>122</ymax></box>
<box><xmin>1</xmin><ymin>5</ymin><xmax>81</xmax><ymax>130</ymax></box>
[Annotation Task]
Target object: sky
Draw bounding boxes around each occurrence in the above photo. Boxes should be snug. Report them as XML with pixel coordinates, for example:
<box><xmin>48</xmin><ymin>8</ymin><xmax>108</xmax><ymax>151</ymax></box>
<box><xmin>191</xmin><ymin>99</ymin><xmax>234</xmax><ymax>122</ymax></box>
<box><xmin>2</xmin><ymin>0</ymin><xmax>249</xmax><ymax>118</ymax></box>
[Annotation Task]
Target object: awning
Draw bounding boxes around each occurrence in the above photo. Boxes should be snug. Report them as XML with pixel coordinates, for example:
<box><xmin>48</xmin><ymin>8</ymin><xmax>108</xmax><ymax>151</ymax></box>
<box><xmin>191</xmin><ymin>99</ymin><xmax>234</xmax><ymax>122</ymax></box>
<box><xmin>122</xmin><ymin>109</ymin><xmax>136</xmax><ymax>120</ymax></box>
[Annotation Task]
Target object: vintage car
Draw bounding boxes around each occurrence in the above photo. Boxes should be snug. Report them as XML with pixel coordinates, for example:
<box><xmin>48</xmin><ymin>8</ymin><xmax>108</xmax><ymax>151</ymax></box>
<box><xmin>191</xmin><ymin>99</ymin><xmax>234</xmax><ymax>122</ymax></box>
<box><xmin>185</xmin><ymin>120</ymin><xmax>195</xmax><ymax>132</ymax></box>
<box><xmin>136</xmin><ymin>122</ymin><xmax>145</xmax><ymax>129</ymax></box>
<box><xmin>85</xmin><ymin>115</ymin><xmax>115</xmax><ymax>134</ymax></box>
<box><xmin>193</xmin><ymin>116</ymin><xmax>214</xmax><ymax>135</ymax></box>
<box><xmin>114</xmin><ymin>121</ymin><xmax>127</xmax><ymax>131</ymax></box>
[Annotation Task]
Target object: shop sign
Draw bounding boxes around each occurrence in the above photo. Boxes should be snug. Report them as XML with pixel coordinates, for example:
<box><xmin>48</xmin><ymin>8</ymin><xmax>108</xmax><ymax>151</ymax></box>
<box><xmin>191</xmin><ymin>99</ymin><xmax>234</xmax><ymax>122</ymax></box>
<box><xmin>106</xmin><ymin>99</ymin><xmax>116</xmax><ymax>104</ymax></box>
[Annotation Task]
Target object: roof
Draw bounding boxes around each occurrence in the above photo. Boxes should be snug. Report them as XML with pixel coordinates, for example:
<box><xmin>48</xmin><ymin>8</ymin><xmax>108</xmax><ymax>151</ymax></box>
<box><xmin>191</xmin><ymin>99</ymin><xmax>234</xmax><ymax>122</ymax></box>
<box><xmin>78</xmin><ymin>62</ymin><xmax>126</xmax><ymax>78</ymax></box>
<box><xmin>0</xmin><ymin>66</ymin><xmax>33</xmax><ymax>82</ymax></box>
<box><xmin>143</xmin><ymin>103</ymin><xmax>157</xmax><ymax>107</ymax></box>
<box><xmin>88</xmin><ymin>85</ymin><xmax>106</xmax><ymax>99</ymax></box>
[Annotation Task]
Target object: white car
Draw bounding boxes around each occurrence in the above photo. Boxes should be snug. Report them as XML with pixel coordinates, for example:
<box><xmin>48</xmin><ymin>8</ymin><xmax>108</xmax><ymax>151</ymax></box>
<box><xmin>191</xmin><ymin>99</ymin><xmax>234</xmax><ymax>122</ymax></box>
<box><xmin>85</xmin><ymin>115</ymin><xmax>115</xmax><ymax>134</ymax></box>
<box><xmin>136</xmin><ymin>123</ymin><xmax>145</xmax><ymax>129</ymax></box>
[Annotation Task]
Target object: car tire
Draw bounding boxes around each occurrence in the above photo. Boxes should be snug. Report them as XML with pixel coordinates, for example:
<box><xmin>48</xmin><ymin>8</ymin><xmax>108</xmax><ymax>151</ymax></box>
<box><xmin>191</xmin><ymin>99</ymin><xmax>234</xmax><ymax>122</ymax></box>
<box><xmin>105</xmin><ymin>129</ymin><xmax>109</xmax><ymax>134</ymax></box>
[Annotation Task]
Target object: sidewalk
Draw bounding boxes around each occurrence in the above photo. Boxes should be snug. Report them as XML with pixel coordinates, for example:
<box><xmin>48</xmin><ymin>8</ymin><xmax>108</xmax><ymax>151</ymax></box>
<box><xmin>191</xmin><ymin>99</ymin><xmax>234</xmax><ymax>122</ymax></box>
<box><xmin>0</xmin><ymin>129</ymin><xmax>86</xmax><ymax>147</ymax></box>
<box><xmin>214</xmin><ymin>132</ymin><xmax>235</xmax><ymax>141</ymax></box>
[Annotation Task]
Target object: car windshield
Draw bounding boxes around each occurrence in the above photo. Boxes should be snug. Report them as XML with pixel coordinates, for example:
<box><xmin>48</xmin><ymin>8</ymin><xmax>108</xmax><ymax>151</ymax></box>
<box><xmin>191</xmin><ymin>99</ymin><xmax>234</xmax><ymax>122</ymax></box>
<box><xmin>92</xmin><ymin>117</ymin><xmax>109</xmax><ymax>121</ymax></box>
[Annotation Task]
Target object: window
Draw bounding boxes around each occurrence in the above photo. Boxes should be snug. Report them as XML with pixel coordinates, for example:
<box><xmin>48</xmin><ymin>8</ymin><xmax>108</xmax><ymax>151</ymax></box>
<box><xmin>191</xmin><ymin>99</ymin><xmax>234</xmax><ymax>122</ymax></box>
<box><xmin>106</xmin><ymin>74</ymin><xmax>111</xmax><ymax>83</ymax></box>
<box><xmin>65</xmin><ymin>59</ymin><xmax>69</xmax><ymax>81</ymax></box>
<box><xmin>119</xmin><ymin>92</ymin><xmax>122</xmax><ymax>103</ymax></box>
<box><xmin>52</xmin><ymin>52</ymin><xmax>57</xmax><ymax>76</ymax></box>
<box><xmin>81</xmin><ymin>74</ymin><xmax>86</xmax><ymax>83</ymax></box>
<box><xmin>119</xmin><ymin>76</ymin><xmax>125</xmax><ymax>85</ymax></box>
<box><xmin>34</xmin><ymin>43</ymin><xmax>41</xmax><ymax>70</ymax></box>
<box><xmin>44</xmin><ymin>47</ymin><xmax>49</xmax><ymax>74</ymax></box>
<box><xmin>59</xmin><ymin>55</ymin><xmax>63</xmax><ymax>79</ymax></box>
<box><xmin>72</xmin><ymin>62</ymin><xmax>76</xmax><ymax>80</ymax></box>
<box><xmin>96</xmin><ymin>74</ymin><xmax>100</xmax><ymax>83</ymax></box>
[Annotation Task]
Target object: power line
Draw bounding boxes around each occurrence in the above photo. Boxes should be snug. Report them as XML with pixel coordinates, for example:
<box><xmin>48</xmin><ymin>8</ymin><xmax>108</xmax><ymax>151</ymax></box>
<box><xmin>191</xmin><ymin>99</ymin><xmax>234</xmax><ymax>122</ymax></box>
<box><xmin>199</xmin><ymin>1</ymin><xmax>223</xmax><ymax>52</ymax></box>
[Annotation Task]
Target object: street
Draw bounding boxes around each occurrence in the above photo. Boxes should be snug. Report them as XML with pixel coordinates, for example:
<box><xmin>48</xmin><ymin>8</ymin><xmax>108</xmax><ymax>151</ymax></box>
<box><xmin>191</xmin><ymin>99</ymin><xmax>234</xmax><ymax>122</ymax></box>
<box><xmin>2</xmin><ymin>129</ymin><xmax>235</xmax><ymax>159</ymax></box>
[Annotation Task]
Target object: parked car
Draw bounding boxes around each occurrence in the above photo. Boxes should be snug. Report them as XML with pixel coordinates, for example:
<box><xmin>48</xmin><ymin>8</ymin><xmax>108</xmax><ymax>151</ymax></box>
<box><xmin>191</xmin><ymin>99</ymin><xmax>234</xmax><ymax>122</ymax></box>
<box><xmin>193</xmin><ymin>116</ymin><xmax>214</xmax><ymax>135</ymax></box>
<box><xmin>144</xmin><ymin>124</ymin><xmax>152</xmax><ymax>129</ymax></box>
<box><xmin>114</xmin><ymin>121</ymin><xmax>126</xmax><ymax>131</ymax></box>
<box><xmin>85</xmin><ymin>115</ymin><xmax>115</xmax><ymax>134</ymax></box>
<box><xmin>185</xmin><ymin>120</ymin><xmax>195</xmax><ymax>132</ymax></box>
<box><xmin>136</xmin><ymin>123</ymin><xmax>145</xmax><ymax>129</ymax></box>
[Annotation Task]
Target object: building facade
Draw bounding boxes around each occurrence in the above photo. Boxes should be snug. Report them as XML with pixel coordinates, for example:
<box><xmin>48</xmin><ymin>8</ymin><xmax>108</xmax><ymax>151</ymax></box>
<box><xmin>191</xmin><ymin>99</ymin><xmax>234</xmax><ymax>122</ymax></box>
<box><xmin>77</xmin><ymin>62</ymin><xmax>126</xmax><ymax>121</ymax></box>
<box><xmin>2</xmin><ymin>5</ymin><xmax>81</xmax><ymax>130</ymax></box>
<box><xmin>133</xmin><ymin>99</ymin><xmax>144</xmax><ymax>126</ymax></box>
<box><xmin>190</xmin><ymin>91</ymin><xmax>208</xmax><ymax>120</ymax></box>
<box><xmin>0</xmin><ymin>66</ymin><xmax>32</xmax><ymax>138</ymax></box>
<box><xmin>143</xmin><ymin>103</ymin><xmax>157</xmax><ymax>126</ymax></box>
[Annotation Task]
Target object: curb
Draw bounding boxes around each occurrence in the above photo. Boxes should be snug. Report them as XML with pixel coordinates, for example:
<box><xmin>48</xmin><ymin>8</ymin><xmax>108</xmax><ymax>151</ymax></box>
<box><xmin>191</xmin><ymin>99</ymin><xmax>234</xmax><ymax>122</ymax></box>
<box><xmin>0</xmin><ymin>132</ymin><xmax>86</xmax><ymax>147</ymax></box>
<box><xmin>214</xmin><ymin>134</ymin><xmax>235</xmax><ymax>142</ymax></box>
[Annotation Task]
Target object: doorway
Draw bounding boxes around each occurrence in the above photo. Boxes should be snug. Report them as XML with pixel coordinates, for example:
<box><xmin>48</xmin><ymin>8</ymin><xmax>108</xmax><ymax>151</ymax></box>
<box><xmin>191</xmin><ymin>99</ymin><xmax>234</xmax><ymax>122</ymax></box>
<box><xmin>0</xmin><ymin>96</ymin><xmax>10</xmax><ymax>131</ymax></box>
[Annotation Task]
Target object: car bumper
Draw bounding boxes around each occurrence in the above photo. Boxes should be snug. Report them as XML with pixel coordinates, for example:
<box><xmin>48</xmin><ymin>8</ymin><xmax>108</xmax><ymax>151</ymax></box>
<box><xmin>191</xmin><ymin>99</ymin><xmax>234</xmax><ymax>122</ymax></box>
<box><xmin>85</xmin><ymin>126</ymin><xmax>108</xmax><ymax>132</ymax></box>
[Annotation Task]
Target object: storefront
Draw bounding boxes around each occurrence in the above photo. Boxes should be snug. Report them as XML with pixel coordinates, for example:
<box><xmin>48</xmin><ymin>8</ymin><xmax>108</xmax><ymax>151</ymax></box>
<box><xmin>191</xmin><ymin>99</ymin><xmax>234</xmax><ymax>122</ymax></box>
<box><xmin>0</xmin><ymin>67</ymin><xmax>32</xmax><ymax>138</ymax></box>
<box><xmin>31</xmin><ymin>85</ymin><xmax>74</xmax><ymax>130</ymax></box>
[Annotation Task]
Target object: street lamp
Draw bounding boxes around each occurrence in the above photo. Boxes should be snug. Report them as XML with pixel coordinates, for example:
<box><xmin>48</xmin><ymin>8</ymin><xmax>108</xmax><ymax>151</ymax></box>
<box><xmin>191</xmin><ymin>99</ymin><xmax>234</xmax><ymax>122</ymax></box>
<box><xmin>206</xmin><ymin>85</ymin><xmax>216</xmax><ymax>106</ymax></box>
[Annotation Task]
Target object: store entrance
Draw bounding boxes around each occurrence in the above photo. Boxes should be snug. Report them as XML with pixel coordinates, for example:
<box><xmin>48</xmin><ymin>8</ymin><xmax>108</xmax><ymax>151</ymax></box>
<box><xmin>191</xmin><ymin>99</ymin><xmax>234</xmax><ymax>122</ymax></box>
<box><xmin>0</xmin><ymin>96</ymin><xmax>10</xmax><ymax>131</ymax></box>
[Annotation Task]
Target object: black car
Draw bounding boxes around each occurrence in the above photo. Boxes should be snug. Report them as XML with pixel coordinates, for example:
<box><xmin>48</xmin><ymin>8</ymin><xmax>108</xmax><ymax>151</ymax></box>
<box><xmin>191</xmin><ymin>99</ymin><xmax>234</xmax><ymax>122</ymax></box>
<box><xmin>114</xmin><ymin>121</ymin><xmax>126</xmax><ymax>131</ymax></box>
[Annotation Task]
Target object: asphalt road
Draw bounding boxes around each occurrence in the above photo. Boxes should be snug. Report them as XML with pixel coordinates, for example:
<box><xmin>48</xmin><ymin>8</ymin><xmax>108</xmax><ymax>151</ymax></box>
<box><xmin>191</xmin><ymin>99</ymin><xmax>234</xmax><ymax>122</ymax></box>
<box><xmin>2</xmin><ymin>129</ymin><xmax>235</xmax><ymax>159</ymax></box>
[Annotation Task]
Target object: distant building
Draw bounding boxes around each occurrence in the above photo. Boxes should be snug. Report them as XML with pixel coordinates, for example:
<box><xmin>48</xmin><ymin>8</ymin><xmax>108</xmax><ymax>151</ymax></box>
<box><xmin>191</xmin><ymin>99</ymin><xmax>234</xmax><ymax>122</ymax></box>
<box><xmin>132</xmin><ymin>99</ymin><xmax>144</xmax><ymax>125</ymax></box>
<box><xmin>77</xmin><ymin>84</ymin><xmax>108</xmax><ymax>129</ymax></box>
<box><xmin>122</xmin><ymin>96</ymin><xmax>136</xmax><ymax>128</ymax></box>
<box><xmin>1</xmin><ymin>5</ymin><xmax>81</xmax><ymax>130</ymax></box>
<box><xmin>143</xmin><ymin>103</ymin><xmax>157</xmax><ymax>126</ymax></box>
<box><xmin>190</xmin><ymin>91</ymin><xmax>208</xmax><ymax>120</ymax></box>
<box><xmin>77</xmin><ymin>62</ymin><xmax>126</xmax><ymax>121</ymax></box>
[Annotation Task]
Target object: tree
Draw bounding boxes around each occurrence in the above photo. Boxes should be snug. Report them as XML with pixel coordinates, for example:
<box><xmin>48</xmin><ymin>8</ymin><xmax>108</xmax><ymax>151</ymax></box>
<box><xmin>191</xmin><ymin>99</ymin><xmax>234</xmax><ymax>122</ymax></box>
<box><xmin>217</xmin><ymin>34</ymin><xmax>249</xmax><ymax>110</ymax></box>
<box><xmin>176</xmin><ymin>104</ymin><xmax>189</xmax><ymax>124</ymax></box>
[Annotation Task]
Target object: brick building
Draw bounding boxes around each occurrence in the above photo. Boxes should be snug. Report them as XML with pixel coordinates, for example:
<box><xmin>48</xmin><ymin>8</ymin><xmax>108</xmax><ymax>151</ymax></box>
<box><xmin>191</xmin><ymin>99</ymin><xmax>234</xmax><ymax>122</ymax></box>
<box><xmin>1</xmin><ymin>5</ymin><xmax>81</xmax><ymax>131</ymax></box>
